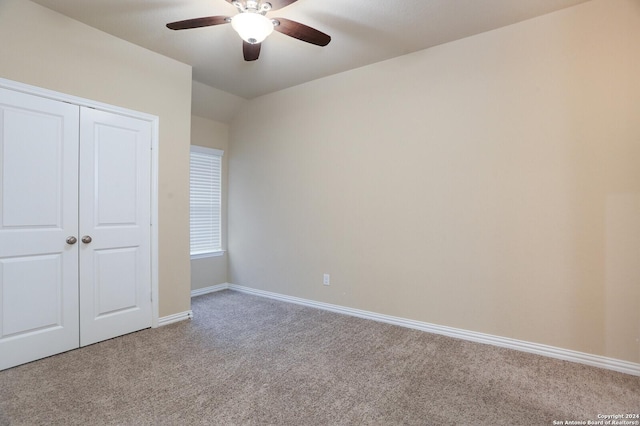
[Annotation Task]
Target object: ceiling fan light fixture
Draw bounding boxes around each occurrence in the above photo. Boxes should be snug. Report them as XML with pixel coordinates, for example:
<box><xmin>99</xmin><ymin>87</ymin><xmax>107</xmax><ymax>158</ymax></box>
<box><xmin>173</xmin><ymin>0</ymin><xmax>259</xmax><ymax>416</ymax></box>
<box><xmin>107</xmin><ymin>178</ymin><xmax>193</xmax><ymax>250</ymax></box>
<box><xmin>231</xmin><ymin>12</ymin><xmax>274</xmax><ymax>44</ymax></box>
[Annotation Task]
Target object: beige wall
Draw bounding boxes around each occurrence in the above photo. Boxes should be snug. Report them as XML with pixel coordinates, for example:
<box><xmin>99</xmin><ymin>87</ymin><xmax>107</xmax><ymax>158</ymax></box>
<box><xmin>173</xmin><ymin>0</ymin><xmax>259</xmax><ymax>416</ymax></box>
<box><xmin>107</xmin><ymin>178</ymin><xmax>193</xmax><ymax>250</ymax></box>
<box><xmin>0</xmin><ymin>0</ymin><xmax>193</xmax><ymax>317</ymax></box>
<box><xmin>229</xmin><ymin>0</ymin><xmax>640</xmax><ymax>363</ymax></box>
<box><xmin>191</xmin><ymin>115</ymin><xmax>229</xmax><ymax>290</ymax></box>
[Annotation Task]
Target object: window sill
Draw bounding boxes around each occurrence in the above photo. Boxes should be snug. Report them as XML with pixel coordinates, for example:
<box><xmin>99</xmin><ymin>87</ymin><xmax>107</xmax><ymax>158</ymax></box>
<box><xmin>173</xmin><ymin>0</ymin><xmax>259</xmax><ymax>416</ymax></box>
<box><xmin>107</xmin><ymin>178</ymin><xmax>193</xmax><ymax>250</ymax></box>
<box><xmin>190</xmin><ymin>250</ymin><xmax>226</xmax><ymax>260</ymax></box>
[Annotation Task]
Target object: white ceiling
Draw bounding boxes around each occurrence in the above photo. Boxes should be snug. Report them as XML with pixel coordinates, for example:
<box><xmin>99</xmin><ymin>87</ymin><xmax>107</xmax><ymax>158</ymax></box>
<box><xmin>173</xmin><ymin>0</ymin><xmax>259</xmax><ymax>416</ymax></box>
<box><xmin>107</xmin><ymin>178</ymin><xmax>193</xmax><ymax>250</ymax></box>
<box><xmin>31</xmin><ymin>0</ymin><xmax>590</xmax><ymax>100</ymax></box>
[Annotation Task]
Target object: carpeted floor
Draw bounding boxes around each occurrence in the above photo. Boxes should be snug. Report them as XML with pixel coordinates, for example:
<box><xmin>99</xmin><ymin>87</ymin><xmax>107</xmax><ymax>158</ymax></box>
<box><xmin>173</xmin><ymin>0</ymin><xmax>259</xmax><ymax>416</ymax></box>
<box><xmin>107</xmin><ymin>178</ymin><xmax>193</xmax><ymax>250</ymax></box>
<box><xmin>0</xmin><ymin>290</ymin><xmax>638</xmax><ymax>425</ymax></box>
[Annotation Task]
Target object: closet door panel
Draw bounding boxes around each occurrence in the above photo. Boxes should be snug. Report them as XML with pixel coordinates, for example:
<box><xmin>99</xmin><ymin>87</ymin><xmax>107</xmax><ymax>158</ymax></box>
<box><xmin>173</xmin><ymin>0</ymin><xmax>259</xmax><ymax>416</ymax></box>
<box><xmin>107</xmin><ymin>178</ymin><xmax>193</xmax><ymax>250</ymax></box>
<box><xmin>0</xmin><ymin>88</ymin><xmax>80</xmax><ymax>370</ymax></box>
<box><xmin>79</xmin><ymin>107</ymin><xmax>152</xmax><ymax>346</ymax></box>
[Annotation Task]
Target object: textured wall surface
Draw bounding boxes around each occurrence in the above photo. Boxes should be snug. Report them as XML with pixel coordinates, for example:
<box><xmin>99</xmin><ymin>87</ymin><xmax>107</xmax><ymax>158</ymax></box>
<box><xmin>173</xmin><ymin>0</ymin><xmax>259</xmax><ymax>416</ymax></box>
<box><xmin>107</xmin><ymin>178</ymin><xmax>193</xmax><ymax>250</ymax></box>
<box><xmin>229</xmin><ymin>0</ymin><xmax>640</xmax><ymax>363</ymax></box>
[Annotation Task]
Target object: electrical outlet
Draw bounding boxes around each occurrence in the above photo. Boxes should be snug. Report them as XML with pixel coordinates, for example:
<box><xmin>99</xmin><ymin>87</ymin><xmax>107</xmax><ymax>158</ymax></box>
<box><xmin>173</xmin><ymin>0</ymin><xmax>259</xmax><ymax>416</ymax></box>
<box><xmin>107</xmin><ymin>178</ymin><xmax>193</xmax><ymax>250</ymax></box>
<box><xmin>323</xmin><ymin>274</ymin><xmax>330</xmax><ymax>286</ymax></box>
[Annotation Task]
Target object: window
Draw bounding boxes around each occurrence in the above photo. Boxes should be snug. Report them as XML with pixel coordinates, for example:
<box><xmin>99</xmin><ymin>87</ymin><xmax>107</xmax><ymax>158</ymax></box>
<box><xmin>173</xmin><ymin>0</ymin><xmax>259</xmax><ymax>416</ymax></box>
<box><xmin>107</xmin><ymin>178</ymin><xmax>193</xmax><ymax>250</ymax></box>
<box><xmin>190</xmin><ymin>146</ymin><xmax>223</xmax><ymax>258</ymax></box>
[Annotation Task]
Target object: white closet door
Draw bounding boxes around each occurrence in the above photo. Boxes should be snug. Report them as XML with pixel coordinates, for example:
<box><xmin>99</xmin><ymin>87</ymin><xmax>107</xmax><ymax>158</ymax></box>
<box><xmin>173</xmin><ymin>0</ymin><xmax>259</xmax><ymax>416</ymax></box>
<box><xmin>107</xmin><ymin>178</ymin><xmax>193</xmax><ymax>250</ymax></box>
<box><xmin>0</xmin><ymin>88</ymin><xmax>80</xmax><ymax>370</ymax></box>
<box><xmin>79</xmin><ymin>107</ymin><xmax>152</xmax><ymax>346</ymax></box>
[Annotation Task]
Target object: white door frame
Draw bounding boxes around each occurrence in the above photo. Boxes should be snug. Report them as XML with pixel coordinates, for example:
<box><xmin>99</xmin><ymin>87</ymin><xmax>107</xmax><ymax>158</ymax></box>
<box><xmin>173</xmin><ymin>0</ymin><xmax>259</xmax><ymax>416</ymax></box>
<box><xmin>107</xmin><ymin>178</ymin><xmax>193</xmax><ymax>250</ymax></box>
<box><xmin>0</xmin><ymin>77</ymin><xmax>161</xmax><ymax>328</ymax></box>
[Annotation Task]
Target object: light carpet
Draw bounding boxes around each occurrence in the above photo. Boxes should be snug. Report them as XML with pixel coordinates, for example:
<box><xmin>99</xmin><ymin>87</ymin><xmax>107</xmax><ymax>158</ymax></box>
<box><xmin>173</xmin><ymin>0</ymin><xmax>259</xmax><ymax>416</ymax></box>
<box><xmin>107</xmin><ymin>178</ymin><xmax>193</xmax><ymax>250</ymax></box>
<box><xmin>0</xmin><ymin>290</ymin><xmax>638</xmax><ymax>425</ymax></box>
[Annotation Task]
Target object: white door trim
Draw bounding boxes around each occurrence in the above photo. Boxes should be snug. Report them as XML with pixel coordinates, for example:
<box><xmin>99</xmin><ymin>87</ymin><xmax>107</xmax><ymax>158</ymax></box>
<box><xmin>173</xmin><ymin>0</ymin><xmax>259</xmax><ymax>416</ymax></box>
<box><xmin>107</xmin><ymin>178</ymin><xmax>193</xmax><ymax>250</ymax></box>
<box><xmin>0</xmin><ymin>77</ymin><xmax>161</xmax><ymax>328</ymax></box>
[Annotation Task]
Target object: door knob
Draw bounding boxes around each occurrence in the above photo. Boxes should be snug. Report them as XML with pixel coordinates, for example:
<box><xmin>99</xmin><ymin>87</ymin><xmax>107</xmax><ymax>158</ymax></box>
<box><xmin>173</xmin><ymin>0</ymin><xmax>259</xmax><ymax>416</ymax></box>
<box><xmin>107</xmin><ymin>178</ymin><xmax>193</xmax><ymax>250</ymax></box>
<box><xmin>81</xmin><ymin>235</ymin><xmax>92</xmax><ymax>244</ymax></box>
<box><xmin>66</xmin><ymin>236</ymin><xmax>77</xmax><ymax>245</ymax></box>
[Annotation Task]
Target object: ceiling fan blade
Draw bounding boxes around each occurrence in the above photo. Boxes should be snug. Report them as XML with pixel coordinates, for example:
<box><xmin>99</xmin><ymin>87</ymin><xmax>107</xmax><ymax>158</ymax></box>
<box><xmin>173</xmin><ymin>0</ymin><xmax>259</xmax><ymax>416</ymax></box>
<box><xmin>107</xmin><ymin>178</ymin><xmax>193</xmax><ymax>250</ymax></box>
<box><xmin>267</xmin><ymin>0</ymin><xmax>300</xmax><ymax>11</ymax></box>
<box><xmin>274</xmin><ymin>18</ymin><xmax>331</xmax><ymax>46</ymax></box>
<box><xmin>243</xmin><ymin>41</ymin><xmax>261</xmax><ymax>61</ymax></box>
<box><xmin>166</xmin><ymin>16</ymin><xmax>229</xmax><ymax>30</ymax></box>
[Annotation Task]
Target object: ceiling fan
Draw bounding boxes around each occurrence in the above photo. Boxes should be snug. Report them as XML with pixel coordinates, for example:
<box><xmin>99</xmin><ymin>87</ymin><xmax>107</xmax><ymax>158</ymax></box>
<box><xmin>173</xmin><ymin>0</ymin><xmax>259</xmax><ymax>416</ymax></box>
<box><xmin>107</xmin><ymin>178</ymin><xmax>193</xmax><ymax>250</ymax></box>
<box><xmin>166</xmin><ymin>0</ymin><xmax>331</xmax><ymax>61</ymax></box>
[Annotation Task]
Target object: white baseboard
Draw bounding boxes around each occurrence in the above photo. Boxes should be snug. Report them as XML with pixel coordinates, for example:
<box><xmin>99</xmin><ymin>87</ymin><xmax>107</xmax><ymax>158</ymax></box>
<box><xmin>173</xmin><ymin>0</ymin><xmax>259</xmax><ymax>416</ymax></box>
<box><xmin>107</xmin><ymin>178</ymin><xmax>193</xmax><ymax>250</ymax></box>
<box><xmin>158</xmin><ymin>283</ymin><xmax>229</xmax><ymax>326</ymax></box>
<box><xmin>228</xmin><ymin>284</ymin><xmax>640</xmax><ymax>377</ymax></box>
<box><xmin>191</xmin><ymin>283</ymin><xmax>230</xmax><ymax>298</ymax></box>
<box><xmin>158</xmin><ymin>310</ymin><xmax>193</xmax><ymax>326</ymax></box>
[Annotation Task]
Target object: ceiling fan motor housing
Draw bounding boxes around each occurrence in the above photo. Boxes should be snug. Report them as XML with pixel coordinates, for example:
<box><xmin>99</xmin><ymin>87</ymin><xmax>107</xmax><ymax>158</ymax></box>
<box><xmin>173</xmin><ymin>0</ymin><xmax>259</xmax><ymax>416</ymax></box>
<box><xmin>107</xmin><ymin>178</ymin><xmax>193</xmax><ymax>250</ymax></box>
<box><xmin>234</xmin><ymin>1</ymin><xmax>272</xmax><ymax>14</ymax></box>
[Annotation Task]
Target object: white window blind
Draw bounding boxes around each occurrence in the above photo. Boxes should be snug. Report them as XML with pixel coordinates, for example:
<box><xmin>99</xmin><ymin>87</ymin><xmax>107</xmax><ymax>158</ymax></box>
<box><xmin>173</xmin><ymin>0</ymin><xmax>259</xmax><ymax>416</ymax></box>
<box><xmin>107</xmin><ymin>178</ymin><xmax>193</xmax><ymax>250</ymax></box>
<box><xmin>190</xmin><ymin>146</ymin><xmax>223</xmax><ymax>257</ymax></box>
